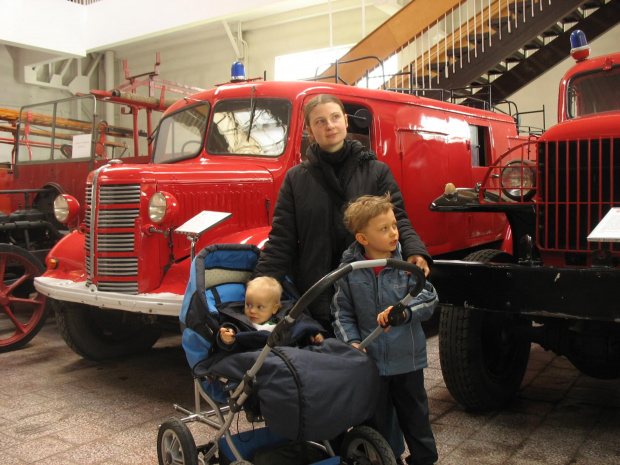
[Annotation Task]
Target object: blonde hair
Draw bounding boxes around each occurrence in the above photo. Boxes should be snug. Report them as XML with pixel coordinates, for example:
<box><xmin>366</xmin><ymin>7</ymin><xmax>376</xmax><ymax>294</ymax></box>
<box><xmin>246</xmin><ymin>276</ymin><xmax>282</xmax><ymax>302</ymax></box>
<box><xmin>343</xmin><ymin>193</ymin><xmax>394</xmax><ymax>235</ymax></box>
<box><xmin>303</xmin><ymin>94</ymin><xmax>346</xmax><ymax>127</ymax></box>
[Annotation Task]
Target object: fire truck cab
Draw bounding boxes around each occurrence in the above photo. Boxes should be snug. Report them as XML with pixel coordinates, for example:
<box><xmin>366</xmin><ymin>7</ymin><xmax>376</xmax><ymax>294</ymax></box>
<box><xmin>35</xmin><ymin>69</ymin><xmax>527</xmax><ymax>361</ymax></box>
<box><xmin>430</xmin><ymin>31</ymin><xmax>620</xmax><ymax>410</ymax></box>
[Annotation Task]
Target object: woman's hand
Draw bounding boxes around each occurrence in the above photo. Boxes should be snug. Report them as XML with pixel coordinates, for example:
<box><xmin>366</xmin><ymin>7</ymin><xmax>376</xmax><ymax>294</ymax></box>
<box><xmin>311</xmin><ymin>333</ymin><xmax>324</xmax><ymax>344</ymax></box>
<box><xmin>407</xmin><ymin>254</ymin><xmax>430</xmax><ymax>277</ymax></box>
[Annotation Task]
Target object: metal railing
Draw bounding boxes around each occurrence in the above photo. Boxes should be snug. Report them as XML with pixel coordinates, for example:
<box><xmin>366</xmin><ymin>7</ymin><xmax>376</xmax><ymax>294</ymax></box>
<box><xmin>373</xmin><ymin>0</ymin><xmax>557</xmax><ymax>93</ymax></box>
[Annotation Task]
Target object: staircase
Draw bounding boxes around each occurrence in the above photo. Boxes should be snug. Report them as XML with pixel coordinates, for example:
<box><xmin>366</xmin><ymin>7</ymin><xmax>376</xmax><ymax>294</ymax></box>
<box><xmin>316</xmin><ymin>0</ymin><xmax>620</xmax><ymax>108</ymax></box>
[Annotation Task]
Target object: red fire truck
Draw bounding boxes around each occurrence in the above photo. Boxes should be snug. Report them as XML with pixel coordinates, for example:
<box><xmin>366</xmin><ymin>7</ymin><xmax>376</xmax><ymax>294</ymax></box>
<box><xmin>0</xmin><ymin>56</ymin><xmax>203</xmax><ymax>352</ymax></box>
<box><xmin>34</xmin><ymin>64</ymin><xmax>531</xmax><ymax>361</ymax></box>
<box><xmin>430</xmin><ymin>31</ymin><xmax>620</xmax><ymax>410</ymax></box>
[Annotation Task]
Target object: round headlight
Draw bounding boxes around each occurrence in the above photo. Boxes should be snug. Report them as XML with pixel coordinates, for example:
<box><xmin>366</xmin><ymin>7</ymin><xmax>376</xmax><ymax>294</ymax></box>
<box><xmin>501</xmin><ymin>160</ymin><xmax>536</xmax><ymax>201</ymax></box>
<box><xmin>148</xmin><ymin>191</ymin><xmax>179</xmax><ymax>225</ymax></box>
<box><xmin>54</xmin><ymin>194</ymin><xmax>80</xmax><ymax>223</ymax></box>
<box><xmin>148</xmin><ymin>192</ymin><xmax>167</xmax><ymax>223</ymax></box>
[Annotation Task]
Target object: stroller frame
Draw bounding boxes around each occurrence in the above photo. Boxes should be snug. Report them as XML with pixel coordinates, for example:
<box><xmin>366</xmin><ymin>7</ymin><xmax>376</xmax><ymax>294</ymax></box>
<box><xmin>158</xmin><ymin>243</ymin><xmax>425</xmax><ymax>465</ymax></box>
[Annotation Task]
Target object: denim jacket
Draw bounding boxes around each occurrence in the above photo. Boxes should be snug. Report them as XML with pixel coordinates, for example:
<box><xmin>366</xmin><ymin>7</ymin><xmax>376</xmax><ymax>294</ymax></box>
<box><xmin>331</xmin><ymin>241</ymin><xmax>438</xmax><ymax>376</ymax></box>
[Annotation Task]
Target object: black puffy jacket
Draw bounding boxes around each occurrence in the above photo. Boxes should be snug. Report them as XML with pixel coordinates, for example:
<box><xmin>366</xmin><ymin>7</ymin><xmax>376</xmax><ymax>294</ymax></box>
<box><xmin>253</xmin><ymin>139</ymin><xmax>430</xmax><ymax>330</ymax></box>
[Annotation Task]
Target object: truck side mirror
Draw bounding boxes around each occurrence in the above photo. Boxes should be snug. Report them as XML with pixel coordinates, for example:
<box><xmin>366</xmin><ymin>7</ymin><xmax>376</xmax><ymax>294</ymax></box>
<box><xmin>349</xmin><ymin>109</ymin><xmax>372</xmax><ymax>129</ymax></box>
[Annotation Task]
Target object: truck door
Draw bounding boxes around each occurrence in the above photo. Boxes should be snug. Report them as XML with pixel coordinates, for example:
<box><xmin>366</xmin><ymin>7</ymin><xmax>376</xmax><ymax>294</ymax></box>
<box><xmin>399</xmin><ymin>123</ymin><xmax>501</xmax><ymax>251</ymax></box>
<box><xmin>398</xmin><ymin>129</ymin><xmax>451</xmax><ymax>247</ymax></box>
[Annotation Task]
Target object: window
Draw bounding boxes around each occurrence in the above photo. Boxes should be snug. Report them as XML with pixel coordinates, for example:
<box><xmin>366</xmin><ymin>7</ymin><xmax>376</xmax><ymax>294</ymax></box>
<box><xmin>207</xmin><ymin>99</ymin><xmax>291</xmax><ymax>157</ymax></box>
<box><xmin>152</xmin><ymin>103</ymin><xmax>209</xmax><ymax>164</ymax></box>
<box><xmin>275</xmin><ymin>45</ymin><xmax>353</xmax><ymax>81</ymax></box>
<box><xmin>567</xmin><ymin>65</ymin><xmax>620</xmax><ymax>118</ymax></box>
<box><xmin>470</xmin><ymin>125</ymin><xmax>489</xmax><ymax>167</ymax></box>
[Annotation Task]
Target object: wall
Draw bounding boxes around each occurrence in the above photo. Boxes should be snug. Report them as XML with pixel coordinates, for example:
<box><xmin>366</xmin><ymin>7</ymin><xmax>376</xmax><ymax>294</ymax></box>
<box><xmin>111</xmin><ymin>7</ymin><xmax>388</xmax><ymax>90</ymax></box>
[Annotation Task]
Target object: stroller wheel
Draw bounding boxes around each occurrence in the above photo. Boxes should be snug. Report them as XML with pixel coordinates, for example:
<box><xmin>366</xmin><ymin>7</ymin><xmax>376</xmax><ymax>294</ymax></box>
<box><xmin>341</xmin><ymin>425</ymin><xmax>397</xmax><ymax>465</ymax></box>
<box><xmin>157</xmin><ymin>418</ymin><xmax>198</xmax><ymax>465</ymax></box>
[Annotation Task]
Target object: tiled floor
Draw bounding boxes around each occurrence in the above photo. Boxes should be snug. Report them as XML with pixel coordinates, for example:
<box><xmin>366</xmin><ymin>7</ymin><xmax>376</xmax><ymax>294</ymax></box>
<box><xmin>1</xmin><ymin>315</ymin><xmax>619</xmax><ymax>464</ymax></box>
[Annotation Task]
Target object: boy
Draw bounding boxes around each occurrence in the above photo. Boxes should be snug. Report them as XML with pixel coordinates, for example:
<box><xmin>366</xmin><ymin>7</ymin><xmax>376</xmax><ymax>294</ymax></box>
<box><xmin>219</xmin><ymin>276</ymin><xmax>324</xmax><ymax>350</ymax></box>
<box><xmin>331</xmin><ymin>193</ymin><xmax>439</xmax><ymax>465</ymax></box>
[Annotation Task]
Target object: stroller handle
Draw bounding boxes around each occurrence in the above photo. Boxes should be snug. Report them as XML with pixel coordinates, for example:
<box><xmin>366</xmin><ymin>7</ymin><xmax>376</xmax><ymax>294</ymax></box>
<box><xmin>268</xmin><ymin>258</ymin><xmax>426</xmax><ymax>348</ymax></box>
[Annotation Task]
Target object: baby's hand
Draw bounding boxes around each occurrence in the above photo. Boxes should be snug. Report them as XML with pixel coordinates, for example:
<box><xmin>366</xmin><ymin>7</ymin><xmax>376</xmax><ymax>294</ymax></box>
<box><xmin>377</xmin><ymin>306</ymin><xmax>393</xmax><ymax>331</ymax></box>
<box><xmin>351</xmin><ymin>342</ymin><xmax>367</xmax><ymax>353</ymax></box>
<box><xmin>220</xmin><ymin>327</ymin><xmax>235</xmax><ymax>344</ymax></box>
<box><xmin>311</xmin><ymin>333</ymin><xmax>324</xmax><ymax>344</ymax></box>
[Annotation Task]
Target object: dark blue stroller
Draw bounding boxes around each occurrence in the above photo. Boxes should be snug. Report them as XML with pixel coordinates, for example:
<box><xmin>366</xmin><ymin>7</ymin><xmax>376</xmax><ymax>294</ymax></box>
<box><xmin>157</xmin><ymin>243</ymin><xmax>425</xmax><ymax>465</ymax></box>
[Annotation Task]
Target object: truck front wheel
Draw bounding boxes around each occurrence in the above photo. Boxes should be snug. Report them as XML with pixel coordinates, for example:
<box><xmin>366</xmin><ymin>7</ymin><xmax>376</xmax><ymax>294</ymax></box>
<box><xmin>53</xmin><ymin>301</ymin><xmax>162</xmax><ymax>360</ymax></box>
<box><xmin>439</xmin><ymin>249</ymin><xmax>531</xmax><ymax>411</ymax></box>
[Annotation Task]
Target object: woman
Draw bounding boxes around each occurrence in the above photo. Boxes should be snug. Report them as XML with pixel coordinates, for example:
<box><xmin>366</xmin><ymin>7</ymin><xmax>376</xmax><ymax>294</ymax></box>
<box><xmin>253</xmin><ymin>94</ymin><xmax>431</xmax><ymax>333</ymax></box>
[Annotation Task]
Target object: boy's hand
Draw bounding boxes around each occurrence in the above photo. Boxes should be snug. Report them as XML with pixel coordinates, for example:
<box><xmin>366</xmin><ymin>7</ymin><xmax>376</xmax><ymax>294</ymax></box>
<box><xmin>220</xmin><ymin>327</ymin><xmax>235</xmax><ymax>344</ymax></box>
<box><xmin>378</xmin><ymin>306</ymin><xmax>407</xmax><ymax>331</ymax></box>
<box><xmin>311</xmin><ymin>333</ymin><xmax>324</xmax><ymax>344</ymax></box>
<box><xmin>377</xmin><ymin>306</ymin><xmax>393</xmax><ymax>329</ymax></box>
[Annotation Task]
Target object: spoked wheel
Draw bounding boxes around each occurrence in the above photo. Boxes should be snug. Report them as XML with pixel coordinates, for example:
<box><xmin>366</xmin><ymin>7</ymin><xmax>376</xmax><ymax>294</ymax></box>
<box><xmin>0</xmin><ymin>244</ymin><xmax>50</xmax><ymax>352</ymax></box>
<box><xmin>157</xmin><ymin>418</ymin><xmax>198</xmax><ymax>465</ymax></box>
<box><xmin>341</xmin><ymin>425</ymin><xmax>397</xmax><ymax>465</ymax></box>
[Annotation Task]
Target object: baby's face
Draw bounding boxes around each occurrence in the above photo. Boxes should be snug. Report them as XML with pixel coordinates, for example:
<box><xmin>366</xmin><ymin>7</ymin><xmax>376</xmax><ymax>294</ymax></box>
<box><xmin>244</xmin><ymin>286</ymin><xmax>280</xmax><ymax>324</ymax></box>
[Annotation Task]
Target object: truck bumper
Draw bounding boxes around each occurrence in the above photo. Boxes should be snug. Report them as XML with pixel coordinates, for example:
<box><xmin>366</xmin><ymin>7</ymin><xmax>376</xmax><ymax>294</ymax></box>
<box><xmin>431</xmin><ymin>260</ymin><xmax>620</xmax><ymax>323</ymax></box>
<box><xmin>34</xmin><ymin>277</ymin><xmax>183</xmax><ymax>317</ymax></box>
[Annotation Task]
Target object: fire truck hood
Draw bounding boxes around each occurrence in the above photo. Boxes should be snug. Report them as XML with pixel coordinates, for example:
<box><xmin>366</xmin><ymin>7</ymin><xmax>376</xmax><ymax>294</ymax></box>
<box><xmin>87</xmin><ymin>160</ymin><xmax>276</xmax><ymax>184</ymax></box>
<box><xmin>540</xmin><ymin>112</ymin><xmax>619</xmax><ymax>141</ymax></box>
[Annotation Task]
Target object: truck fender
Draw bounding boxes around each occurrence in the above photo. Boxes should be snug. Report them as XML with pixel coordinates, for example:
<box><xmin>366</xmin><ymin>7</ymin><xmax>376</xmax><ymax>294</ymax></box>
<box><xmin>210</xmin><ymin>226</ymin><xmax>273</xmax><ymax>249</ymax></box>
<box><xmin>155</xmin><ymin>226</ymin><xmax>273</xmax><ymax>294</ymax></box>
<box><xmin>498</xmin><ymin>222</ymin><xmax>513</xmax><ymax>255</ymax></box>
<box><xmin>42</xmin><ymin>230</ymin><xmax>86</xmax><ymax>278</ymax></box>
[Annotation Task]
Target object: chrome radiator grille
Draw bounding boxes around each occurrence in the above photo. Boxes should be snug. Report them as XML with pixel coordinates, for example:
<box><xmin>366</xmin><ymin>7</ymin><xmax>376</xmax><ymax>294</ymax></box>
<box><xmin>85</xmin><ymin>183</ymin><xmax>141</xmax><ymax>294</ymax></box>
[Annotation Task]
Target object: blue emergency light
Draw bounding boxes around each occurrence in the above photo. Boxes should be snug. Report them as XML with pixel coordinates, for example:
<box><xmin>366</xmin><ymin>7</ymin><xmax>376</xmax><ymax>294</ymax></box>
<box><xmin>570</xmin><ymin>30</ymin><xmax>590</xmax><ymax>62</ymax></box>
<box><xmin>231</xmin><ymin>61</ymin><xmax>246</xmax><ymax>81</ymax></box>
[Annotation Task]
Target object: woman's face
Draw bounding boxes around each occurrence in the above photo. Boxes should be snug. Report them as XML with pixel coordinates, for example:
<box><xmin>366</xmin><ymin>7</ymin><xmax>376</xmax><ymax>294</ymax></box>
<box><xmin>306</xmin><ymin>101</ymin><xmax>348</xmax><ymax>153</ymax></box>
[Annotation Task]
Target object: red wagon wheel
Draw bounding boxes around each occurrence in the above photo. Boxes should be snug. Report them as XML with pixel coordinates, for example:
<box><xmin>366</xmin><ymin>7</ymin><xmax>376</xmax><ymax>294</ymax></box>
<box><xmin>0</xmin><ymin>244</ymin><xmax>50</xmax><ymax>352</ymax></box>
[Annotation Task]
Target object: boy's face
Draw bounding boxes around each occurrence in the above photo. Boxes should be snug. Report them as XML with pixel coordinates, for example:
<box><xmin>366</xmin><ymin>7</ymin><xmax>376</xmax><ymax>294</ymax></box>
<box><xmin>244</xmin><ymin>286</ymin><xmax>280</xmax><ymax>324</ymax></box>
<box><xmin>356</xmin><ymin>209</ymin><xmax>399</xmax><ymax>259</ymax></box>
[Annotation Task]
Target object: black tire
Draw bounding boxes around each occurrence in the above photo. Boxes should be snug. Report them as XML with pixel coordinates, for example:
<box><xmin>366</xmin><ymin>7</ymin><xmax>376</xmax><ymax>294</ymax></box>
<box><xmin>53</xmin><ymin>300</ymin><xmax>161</xmax><ymax>361</ymax></box>
<box><xmin>341</xmin><ymin>425</ymin><xmax>396</xmax><ymax>465</ymax></box>
<box><xmin>0</xmin><ymin>244</ymin><xmax>51</xmax><ymax>353</ymax></box>
<box><xmin>157</xmin><ymin>418</ymin><xmax>198</xmax><ymax>465</ymax></box>
<box><xmin>439</xmin><ymin>249</ymin><xmax>531</xmax><ymax>411</ymax></box>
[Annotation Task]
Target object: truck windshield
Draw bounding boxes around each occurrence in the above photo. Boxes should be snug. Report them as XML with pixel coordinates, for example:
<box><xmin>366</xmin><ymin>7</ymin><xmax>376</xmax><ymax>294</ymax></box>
<box><xmin>206</xmin><ymin>98</ymin><xmax>291</xmax><ymax>157</ymax></box>
<box><xmin>567</xmin><ymin>65</ymin><xmax>620</xmax><ymax>118</ymax></box>
<box><xmin>152</xmin><ymin>103</ymin><xmax>209</xmax><ymax>163</ymax></box>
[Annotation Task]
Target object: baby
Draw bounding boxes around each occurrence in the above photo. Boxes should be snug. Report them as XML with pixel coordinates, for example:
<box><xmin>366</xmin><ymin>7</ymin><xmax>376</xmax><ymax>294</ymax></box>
<box><xmin>219</xmin><ymin>276</ymin><xmax>324</xmax><ymax>349</ymax></box>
